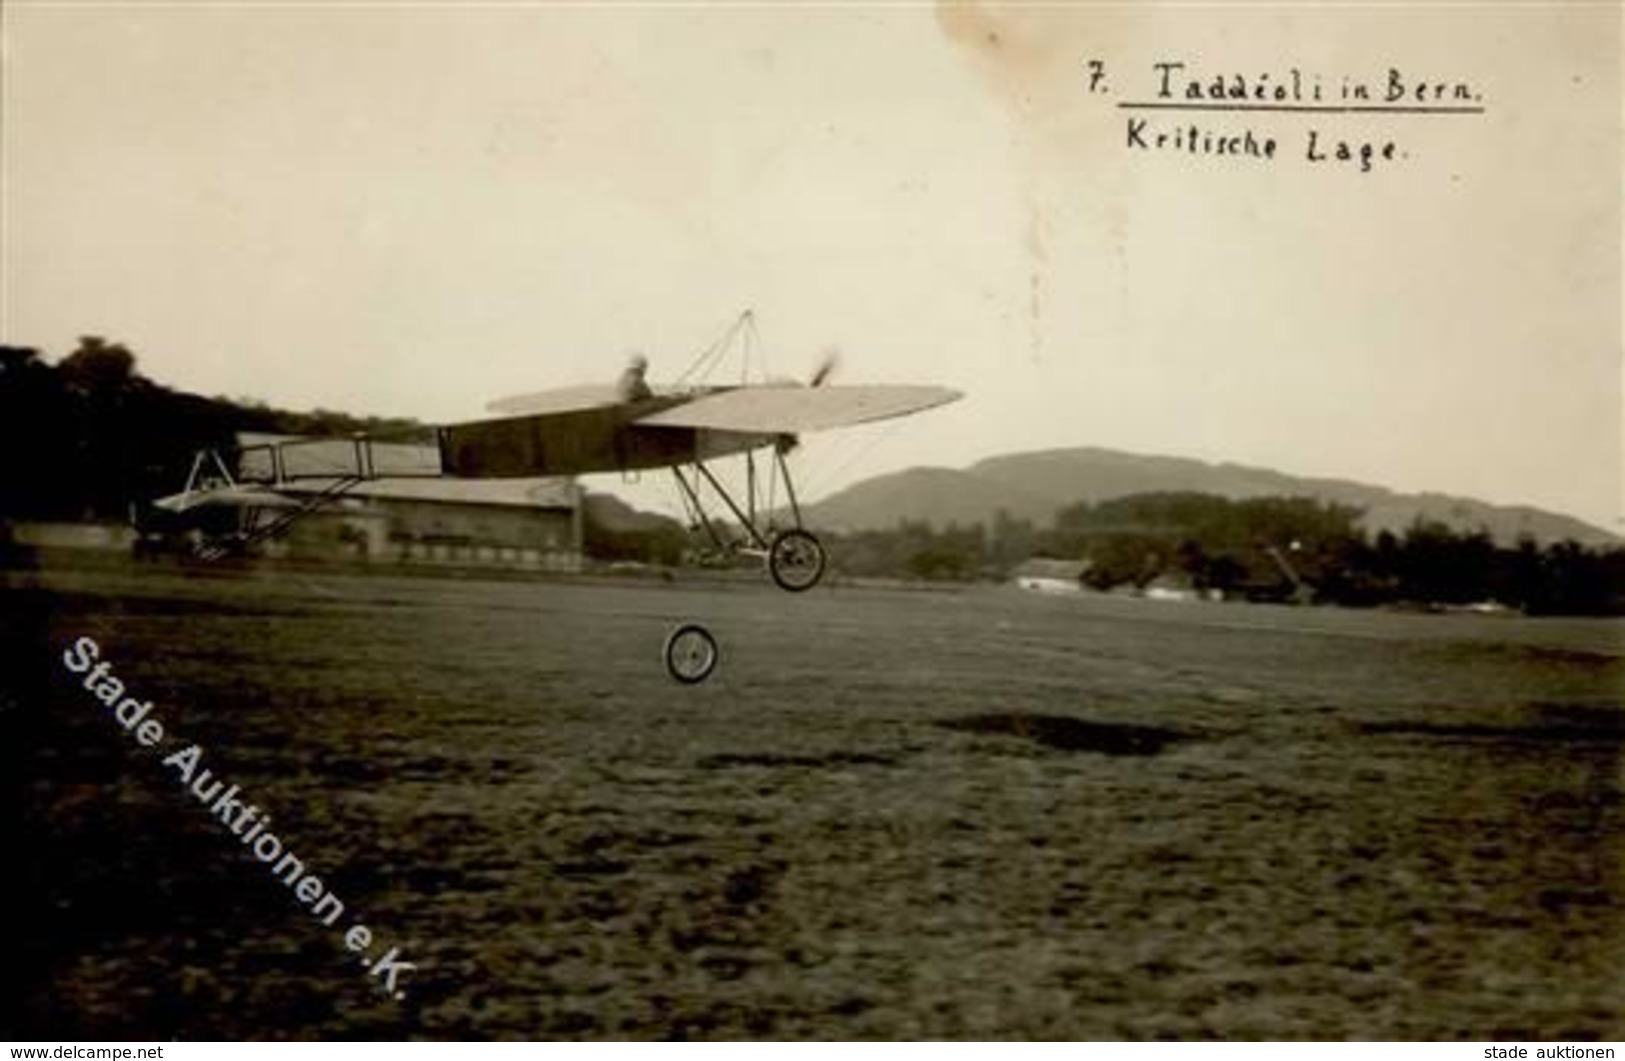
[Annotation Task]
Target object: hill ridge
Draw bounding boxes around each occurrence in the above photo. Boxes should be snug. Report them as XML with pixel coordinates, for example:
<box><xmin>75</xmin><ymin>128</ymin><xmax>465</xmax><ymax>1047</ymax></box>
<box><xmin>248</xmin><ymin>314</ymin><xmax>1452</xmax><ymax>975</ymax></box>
<box><xmin>802</xmin><ymin>446</ymin><xmax>1617</xmax><ymax>547</ymax></box>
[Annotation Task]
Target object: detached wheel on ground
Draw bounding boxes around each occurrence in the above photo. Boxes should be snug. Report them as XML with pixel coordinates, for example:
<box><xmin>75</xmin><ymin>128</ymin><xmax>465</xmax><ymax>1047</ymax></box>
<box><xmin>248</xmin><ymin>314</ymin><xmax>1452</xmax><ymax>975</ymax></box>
<box><xmin>767</xmin><ymin>528</ymin><xmax>826</xmax><ymax>592</ymax></box>
<box><xmin>664</xmin><ymin>623</ymin><xmax>719</xmax><ymax>684</ymax></box>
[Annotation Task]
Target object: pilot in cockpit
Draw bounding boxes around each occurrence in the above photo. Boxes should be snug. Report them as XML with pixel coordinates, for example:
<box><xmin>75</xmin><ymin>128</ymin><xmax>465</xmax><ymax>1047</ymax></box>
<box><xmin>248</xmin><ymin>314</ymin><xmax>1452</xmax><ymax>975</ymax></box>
<box><xmin>616</xmin><ymin>352</ymin><xmax>654</xmax><ymax>403</ymax></box>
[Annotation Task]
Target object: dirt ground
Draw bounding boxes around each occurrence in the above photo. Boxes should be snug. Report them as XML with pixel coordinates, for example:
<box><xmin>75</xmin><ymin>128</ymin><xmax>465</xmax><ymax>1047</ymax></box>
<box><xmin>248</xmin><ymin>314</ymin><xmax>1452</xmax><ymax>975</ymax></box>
<box><xmin>4</xmin><ymin>556</ymin><xmax>1622</xmax><ymax>1039</ymax></box>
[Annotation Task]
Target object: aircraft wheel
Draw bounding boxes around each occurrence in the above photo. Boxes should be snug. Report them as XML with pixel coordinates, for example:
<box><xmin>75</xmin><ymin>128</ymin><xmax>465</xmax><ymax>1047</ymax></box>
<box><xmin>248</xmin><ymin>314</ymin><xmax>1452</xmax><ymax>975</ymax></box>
<box><xmin>768</xmin><ymin>528</ymin><xmax>825</xmax><ymax>592</ymax></box>
<box><xmin>664</xmin><ymin>623</ymin><xmax>718</xmax><ymax>684</ymax></box>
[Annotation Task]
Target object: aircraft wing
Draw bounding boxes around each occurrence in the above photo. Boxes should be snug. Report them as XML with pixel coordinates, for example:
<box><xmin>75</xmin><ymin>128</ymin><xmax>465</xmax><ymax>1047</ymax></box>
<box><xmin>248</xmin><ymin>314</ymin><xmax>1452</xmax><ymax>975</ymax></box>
<box><xmin>486</xmin><ymin>383</ymin><xmax>701</xmax><ymax>416</ymax></box>
<box><xmin>632</xmin><ymin>384</ymin><xmax>962</xmax><ymax>434</ymax></box>
<box><xmin>485</xmin><ymin>384</ymin><xmax>622</xmax><ymax>416</ymax></box>
<box><xmin>152</xmin><ymin>484</ymin><xmax>304</xmax><ymax>514</ymax></box>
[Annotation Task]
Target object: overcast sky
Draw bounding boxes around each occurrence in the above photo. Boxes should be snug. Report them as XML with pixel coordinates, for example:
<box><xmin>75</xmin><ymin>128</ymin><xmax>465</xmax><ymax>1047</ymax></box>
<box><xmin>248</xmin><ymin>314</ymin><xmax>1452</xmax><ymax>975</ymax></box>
<box><xmin>3</xmin><ymin>3</ymin><xmax>1620</xmax><ymax>530</ymax></box>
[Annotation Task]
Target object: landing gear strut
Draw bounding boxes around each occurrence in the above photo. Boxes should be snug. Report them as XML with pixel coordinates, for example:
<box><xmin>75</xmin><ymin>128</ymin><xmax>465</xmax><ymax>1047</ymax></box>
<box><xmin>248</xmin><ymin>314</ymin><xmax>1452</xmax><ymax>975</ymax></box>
<box><xmin>671</xmin><ymin>443</ymin><xmax>827</xmax><ymax>593</ymax></box>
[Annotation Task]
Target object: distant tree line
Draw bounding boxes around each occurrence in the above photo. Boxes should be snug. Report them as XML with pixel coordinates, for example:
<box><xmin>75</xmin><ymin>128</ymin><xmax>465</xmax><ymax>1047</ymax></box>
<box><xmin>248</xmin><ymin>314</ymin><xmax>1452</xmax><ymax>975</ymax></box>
<box><xmin>823</xmin><ymin>492</ymin><xmax>1625</xmax><ymax>616</ymax></box>
<box><xmin>0</xmin><ymin>339</ymin><xmax>423</xmax><ymax>521</ymax></box>
<box><xmin>580</xmin><ymin>511</ymin><xmax>689</xmax><ymax>568</ymax></box>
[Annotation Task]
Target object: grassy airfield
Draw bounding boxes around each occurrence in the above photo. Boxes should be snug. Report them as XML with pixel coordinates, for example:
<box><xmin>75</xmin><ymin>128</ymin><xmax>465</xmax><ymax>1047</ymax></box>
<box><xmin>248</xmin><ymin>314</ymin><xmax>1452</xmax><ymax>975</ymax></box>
<box><xmin>5</xmin><ymin>558</ymin><xmax>1622</xmax><ymax>1039</ymax></box>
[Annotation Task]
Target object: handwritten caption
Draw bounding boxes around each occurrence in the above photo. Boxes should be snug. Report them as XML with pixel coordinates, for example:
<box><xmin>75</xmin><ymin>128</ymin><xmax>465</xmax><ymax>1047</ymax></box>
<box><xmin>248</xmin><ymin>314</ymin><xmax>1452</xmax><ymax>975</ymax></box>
<box><xmin>1086</xmin><ymin>59</ymin><xmax>1485</xmax><ymax>172</ymax></box>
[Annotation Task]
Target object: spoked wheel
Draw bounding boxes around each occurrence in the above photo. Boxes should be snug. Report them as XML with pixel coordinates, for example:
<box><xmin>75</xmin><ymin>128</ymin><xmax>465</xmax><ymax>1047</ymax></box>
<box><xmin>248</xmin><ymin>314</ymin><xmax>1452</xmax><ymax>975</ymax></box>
<box><xmin>663</xmin><ymin>623</ymin><xmax>719</xmax><ymax>684</ymax></box>
<box><xmin>768</xmin><ymin>528</ymin><xmax>825</xmax><ymax>592</ymax></box>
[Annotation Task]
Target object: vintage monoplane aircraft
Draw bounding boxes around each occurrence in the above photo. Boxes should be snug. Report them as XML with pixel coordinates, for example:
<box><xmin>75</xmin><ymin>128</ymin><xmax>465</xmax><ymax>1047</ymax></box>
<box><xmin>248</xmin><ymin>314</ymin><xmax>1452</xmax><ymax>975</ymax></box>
<box><xmin>148</xmin><ymin>331</ymin><xmax>961</xmax><ymax>592</ymax></box>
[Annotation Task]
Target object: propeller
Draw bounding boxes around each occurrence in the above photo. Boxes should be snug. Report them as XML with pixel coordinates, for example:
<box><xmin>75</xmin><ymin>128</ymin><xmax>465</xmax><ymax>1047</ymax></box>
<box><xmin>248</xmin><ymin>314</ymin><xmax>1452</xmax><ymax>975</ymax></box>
<box><xmin>809</xmin><ymin>347</ymin><xmax>841</xmax><ymax>388</ymax></box>
<box><xmin>776</xmin><ymin>348</ymin><xmax>842</xmax><ymax>456</ymax></box>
